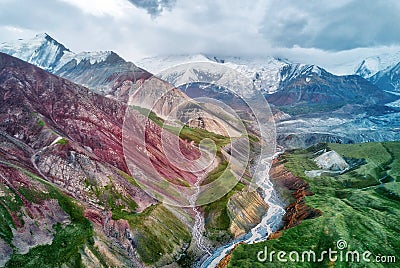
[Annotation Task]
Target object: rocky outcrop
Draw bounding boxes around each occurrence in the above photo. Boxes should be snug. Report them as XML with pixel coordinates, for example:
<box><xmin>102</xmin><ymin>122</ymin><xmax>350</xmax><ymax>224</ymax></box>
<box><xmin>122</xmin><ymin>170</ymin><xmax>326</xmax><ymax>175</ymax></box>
<box><xmin>0</xmin><ymin>238</ymin><xmax>12</xmax><ymax>267</ymax></box>
<box><xmin>0</xmin><ymin>164</ymin><xmax>77</xmax><ymax>265</ymax></box>
<box><xmin>188</xmin><ymin>116</ymin><xmax>231</xmax><ymax>137</ymax></box>
<box><xmin>269</xmin><ymin>159</ymin><xmax>322</xmax><ymax>229</ymax></box>
<box><xmin>227</xmin><ymin>191</ymin><xmax>268</xmax><ymax>238</ymax></box>
<box><xmin>306</xmin><ymin>150</ymin><xmax>350</xmax><ymax>177</ymax></box>
<box><xmin>314</xmin><ymin>150</ymin><xmax>349</xmax><ymax>171</ymax></box>
<box><xmin>11</xmin><ymin>200</ymin><xmax>71</xmax><ymax>254</ymax></box>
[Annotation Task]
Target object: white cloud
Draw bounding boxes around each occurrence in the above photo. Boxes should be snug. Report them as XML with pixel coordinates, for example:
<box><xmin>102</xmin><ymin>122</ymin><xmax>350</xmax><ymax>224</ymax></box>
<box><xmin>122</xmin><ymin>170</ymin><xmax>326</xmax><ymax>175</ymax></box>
<box><xmin>58</xmin><ymin>0</ymin><xmax>131</xmax><ymax>18</ymax></box>
<box><xmin>0</xmin><ymin>0</ymin><xmax>399</xmax><ymax>72</ymax></box>
<box><xmin>0</xmin><ymin>25</ymin><xmax>37</xmax><ymax>42</ymax></box>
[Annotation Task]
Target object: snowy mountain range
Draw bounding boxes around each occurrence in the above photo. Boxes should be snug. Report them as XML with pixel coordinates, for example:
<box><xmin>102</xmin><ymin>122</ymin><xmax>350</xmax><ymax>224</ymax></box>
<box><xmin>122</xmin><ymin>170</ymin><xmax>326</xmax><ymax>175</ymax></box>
<box><xmin>354</xmin><ymin>51</ymin><xmax>400</xmax><ymax>92</ymax></box>
<box><xmin>136</xmin><ymin>51</ymin><xmax>400</xmax><ymax>148</ymax></box>
<box><xmin>0</xmin><ymin>33</ymin><xmax>151</xmax><ymax>97</ymax></box>
<box><xmin>0</xmin><ymin>33</ymin><xmax>112</xmax><ymax>72</ymax></box>
<box><xmin>3</xmin><ymin>33</ymin><xmax>400</xmax><ymax>96</ymax></box>
<box><xmin>136</xmin><ymin>55</ymin><xmax>339</xmax><ymax>96</ymax></box>
<box><xmin>137</xmin><ymin>54</ymin><xmax>290</xmax><ymax>94</ymax></box>
<box><xmin>355</xmin><ymin>51</ymin><xmax>400</xmax><ymax>78</ymax></box>
<box><xmin>138</xmin><ymin>53</ymin><xmax>400</xmax><ymax>97</ymax></box>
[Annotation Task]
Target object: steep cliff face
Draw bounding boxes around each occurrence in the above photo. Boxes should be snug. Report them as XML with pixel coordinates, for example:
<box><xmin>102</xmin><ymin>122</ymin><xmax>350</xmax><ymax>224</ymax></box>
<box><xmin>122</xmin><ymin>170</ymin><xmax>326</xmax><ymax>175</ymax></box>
<box><xmin>269</xmin><ymin>159</ymin><xmax>322</xmax><ymax>229</ymax></box>
<box><xmin>227</xmin><ymin>191</ymin><xmax>268</xmax><ymax>238</ymax></box>
<box><xmin>55</xmin><ymin>52</ymin><xmax>153</xmax><ymax>100</ymax></box>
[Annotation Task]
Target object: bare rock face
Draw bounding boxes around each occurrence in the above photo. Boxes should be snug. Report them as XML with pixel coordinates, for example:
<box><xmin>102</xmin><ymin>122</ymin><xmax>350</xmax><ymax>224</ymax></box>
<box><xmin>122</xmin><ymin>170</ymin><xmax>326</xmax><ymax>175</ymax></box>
<box><xmin>0</xmin><ymin>239</ymin><xmax>12</xmax><ymax>267</ymax></box>
<box><xmin>227</xmin><ymin>191</ymin><xmax>268</xmax><ymax>238</ymax></box>
<box><xmin>269</xmin><ymin>159</ymin><xmax>322</xmax><ymax>229</ymax></box>
<box><xmin>12</xmin><ymin>200</ymin><xmax>70</xmax><ymax>254</ymax></box>
<box><xmin>314</xmin><ymin>150</ymin><xmax>349</xmax><ymax>171</ymax></box>
<box><xmin>130</xmin><ymin>76</ymin><xmax>190</xmax><ymax>118</ymax></box>
<box><xmin>177</xmin><ymin>102</ymin><xmax>244</xmax><ymax>137</ymax></box>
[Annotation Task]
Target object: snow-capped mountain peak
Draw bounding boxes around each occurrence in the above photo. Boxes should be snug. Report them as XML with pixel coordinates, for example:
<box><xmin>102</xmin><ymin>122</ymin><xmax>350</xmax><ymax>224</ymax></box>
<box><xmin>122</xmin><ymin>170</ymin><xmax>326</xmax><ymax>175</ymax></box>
<box><xmin>0</xmin><ymin>33</ymin><xmax>119</xmax><ymax>72</ymax></box>
<box><xmin>280</xmin><ymin>64</ymin><xmax>325</xmax><ymax>82</ymax></box>
<box><xmin>354</xmin><ymin>51</ymin><xmax>400</xmax><ymax>78</ymax></box>
<box><xmin>0</xmin><ymin>32</ymin><xmax>72</xmax><ymax>71</ymax></box>
<box><xmin>352</xmin><ymin>50</ymin><xmax>400</xmax><ymax>92</ymax></box>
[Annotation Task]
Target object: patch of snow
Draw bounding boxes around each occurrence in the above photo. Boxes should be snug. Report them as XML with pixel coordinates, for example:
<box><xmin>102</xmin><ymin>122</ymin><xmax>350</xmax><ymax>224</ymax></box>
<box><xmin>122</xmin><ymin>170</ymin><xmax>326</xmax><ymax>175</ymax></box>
<box><xmin>59</xmin><ymin>51</ymin><xmax>112</xmax><ymax>67</ymax></box>
<box><xmin>386</xmin><ymin>98</ymin><xmax>400</xmax><ymax>108</ymax></box>
<box><xmin>310</xmin><ymin>65</ymin><xmax>322</xmax><ymax>75</ymax></box>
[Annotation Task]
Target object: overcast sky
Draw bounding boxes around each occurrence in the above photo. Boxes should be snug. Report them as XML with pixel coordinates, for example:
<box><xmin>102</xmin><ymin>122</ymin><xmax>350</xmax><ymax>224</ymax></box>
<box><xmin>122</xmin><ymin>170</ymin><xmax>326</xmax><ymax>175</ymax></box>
<box><xmin>1</xmin><ymin>0</ymin><xmax>400</xmax><ymax>73</ymax></box>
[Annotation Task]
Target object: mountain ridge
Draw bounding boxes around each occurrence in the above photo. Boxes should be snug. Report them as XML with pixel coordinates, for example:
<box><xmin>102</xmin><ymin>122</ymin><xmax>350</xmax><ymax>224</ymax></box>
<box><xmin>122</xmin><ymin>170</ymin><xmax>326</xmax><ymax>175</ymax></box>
<box><xmin>0</xmin><ymin>33</ymin><xmax>152</xmax><ymax>98</ymax></box>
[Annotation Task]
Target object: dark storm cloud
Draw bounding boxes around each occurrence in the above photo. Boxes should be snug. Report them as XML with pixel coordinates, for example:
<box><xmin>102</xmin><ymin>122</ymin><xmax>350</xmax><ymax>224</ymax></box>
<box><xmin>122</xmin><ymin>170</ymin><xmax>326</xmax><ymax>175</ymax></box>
<box><xmin>126</xmin><ymin>0</ymin><xmax>176</xmax><ymax>16</ymax></box>
<box><xmin>260</xmin><ymin>0</ymin><xmax>400</xmax><ymax>50</ymax></box>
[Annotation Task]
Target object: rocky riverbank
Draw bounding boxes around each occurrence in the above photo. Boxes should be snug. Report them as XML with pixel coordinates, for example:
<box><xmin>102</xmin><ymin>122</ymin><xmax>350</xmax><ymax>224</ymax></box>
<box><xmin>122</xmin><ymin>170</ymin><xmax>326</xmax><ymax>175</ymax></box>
<box><xmin>216</xmin><ymin>155</ymin><xmax>322</xmax><ymax>268</ymax></box>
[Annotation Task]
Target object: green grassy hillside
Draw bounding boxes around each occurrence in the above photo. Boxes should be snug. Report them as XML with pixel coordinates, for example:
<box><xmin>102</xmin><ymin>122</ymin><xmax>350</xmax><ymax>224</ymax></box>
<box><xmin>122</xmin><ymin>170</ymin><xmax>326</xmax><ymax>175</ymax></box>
<box><xmin>1</xmin><ymin>165</ymin><xmax>96</xmax><ymax>268</ymax></box>
<box><xmin>228</xmin><ymin>141</ymin><xmax>400</xmax><ymax>267</ymax></box>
